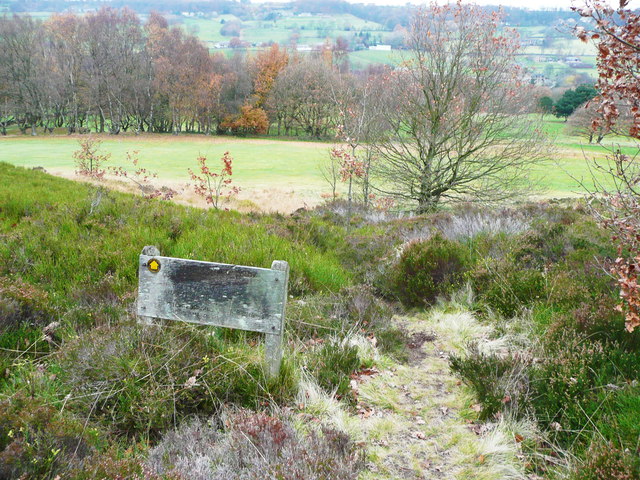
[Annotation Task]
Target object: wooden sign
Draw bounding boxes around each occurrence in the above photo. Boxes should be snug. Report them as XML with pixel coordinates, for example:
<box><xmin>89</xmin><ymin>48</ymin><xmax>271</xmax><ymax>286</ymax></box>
<box><xmin>136</xmin><ymin>246</ymin><xmax>289</xmax><ymax>377</ymax></box>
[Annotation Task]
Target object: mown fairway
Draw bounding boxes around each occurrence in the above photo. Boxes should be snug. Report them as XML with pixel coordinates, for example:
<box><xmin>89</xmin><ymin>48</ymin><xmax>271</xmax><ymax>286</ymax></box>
<box><xmin>0</xmin><ymin>134</ymin><xmax>333</xmax><ymax>211</ymax></box>
<box><xmin>0</xmin><ymin>120</ymin><xmax>638</xmax><ymax>211</ymax></box>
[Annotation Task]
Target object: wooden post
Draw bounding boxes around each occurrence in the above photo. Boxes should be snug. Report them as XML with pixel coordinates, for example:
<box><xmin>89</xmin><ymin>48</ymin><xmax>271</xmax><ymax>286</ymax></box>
<box><xmin>138</xmin><ymin>245</ymin><xmax>161</xmax><ymax>326</ymax></box>
<box><xmin>265</xmin><ymin>260</ymin><xmax>289</xmax><ymax>378</ymax></box>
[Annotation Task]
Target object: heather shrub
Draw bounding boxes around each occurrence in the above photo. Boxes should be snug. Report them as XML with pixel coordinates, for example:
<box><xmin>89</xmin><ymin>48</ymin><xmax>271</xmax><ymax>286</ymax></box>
<box><xmin>530</xmin><ymin>333</ymin><xmax>640</xmax><ymax>446</ymax></box>
<box><xmin>57</xmin><ymin>321</ymin><xmax>297</xmax><ymax>439</ymax></box>
<box><xmin>70</xmin><ymin>452</ymin><xmax>169</xmax><ymax>480</ymax></box>
<box><xmin>567</xmin><ymin>296</ymin><xmax>640</xmax><ymax>349</ymax></box>
<box><xmin>0</xmin><ymin>393</ymin><xmax>104</xmax><ymax>479</ymax></box>
<box><xmin>571</xmin><ymin>441</ymin><xmax>639</xmax><ymax>480</ymax></box>
<box><xmin>469</xmin><ymin>257</ymin><xmax>545</xmax><ymax>318</ymax></box>
<box><xmin>0</xmin><ymin>277</ymin><xmax>54</xmax><ymax>331</ymax></box>
<box><xmin>147</xmin><ymin>411</ymin><xmax>364</xmax><ymax>480</ymax></box>
<box><xmin>390</xmin><ymin>234</ymin><xmax>471</xmax><ymax>307</ymax></box>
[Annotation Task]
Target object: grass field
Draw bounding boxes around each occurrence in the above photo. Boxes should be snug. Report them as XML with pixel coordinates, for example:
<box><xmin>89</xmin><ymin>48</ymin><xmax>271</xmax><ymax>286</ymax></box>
<box><xmin>1</xmin><ymin>121</ymin><xmax>638</xmax><ymax>211</ymax></box>
<box><xmin>0</xmin><ymin>134</ymin><xmax>334</xmax><ymax>212</ymax></box>
<box><xmin>178</xmin><ymin>13</ymin><xmax>388</xmax><ymax>47</ymax></box>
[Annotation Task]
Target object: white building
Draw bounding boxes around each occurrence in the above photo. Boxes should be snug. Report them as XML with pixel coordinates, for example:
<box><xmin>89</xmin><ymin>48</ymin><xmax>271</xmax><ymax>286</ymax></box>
<box><xmin>369</xmin><ymin>45</ymin><xmax>392</xmax><ymax>51</ymax></box>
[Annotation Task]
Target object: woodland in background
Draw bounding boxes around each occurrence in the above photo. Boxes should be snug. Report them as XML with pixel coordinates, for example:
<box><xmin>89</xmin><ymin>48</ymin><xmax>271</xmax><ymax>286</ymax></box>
<box><xmin>0</xmin><ymin>8</ymin><xmax>382</xmax><ymax>137</ymax></box>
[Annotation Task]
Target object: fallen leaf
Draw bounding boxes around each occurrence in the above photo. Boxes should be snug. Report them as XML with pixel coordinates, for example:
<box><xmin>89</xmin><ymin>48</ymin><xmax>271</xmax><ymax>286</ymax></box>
<box><xmin>515</xmin><ymin>434</ymin><xmax>524</xmax><ymax>443</ymax></box>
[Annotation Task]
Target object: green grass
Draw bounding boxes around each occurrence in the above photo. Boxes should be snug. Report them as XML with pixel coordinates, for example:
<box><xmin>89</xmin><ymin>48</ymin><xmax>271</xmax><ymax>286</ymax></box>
<box><xmin>181</xmin><ymin>17</ymin><xmax>227</xmax><ymax>44</ymax></box>
<box><xmin>0</xmin><ymin>134</ymin><xmax>335</xmax><ymax>203</ymax></box>
<box><xmin>347</xmin><ymin>49</ymin><xmax>400</xmax><ymax>68</ymax></box>
<box><xmin>178</xmin><ymin>13</ymin><xmax>388</xmax><ymax>47</ymax></box>
<box><xmin>2</xmin><ymin>119</ymin><xmax>638</xmax><ymax>201</ymax></box>
<box><xmin>0</xmin><ymin>162</ymin><xmax>350</xmax><ymax>306</ymax></box>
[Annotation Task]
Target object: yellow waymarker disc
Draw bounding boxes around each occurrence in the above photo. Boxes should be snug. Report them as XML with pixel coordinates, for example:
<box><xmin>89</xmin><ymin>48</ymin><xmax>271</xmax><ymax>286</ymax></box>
<box><xmin>148</xmin><ymin>258</ymin><xmax>161</xmax><ymax>273</ymax></box>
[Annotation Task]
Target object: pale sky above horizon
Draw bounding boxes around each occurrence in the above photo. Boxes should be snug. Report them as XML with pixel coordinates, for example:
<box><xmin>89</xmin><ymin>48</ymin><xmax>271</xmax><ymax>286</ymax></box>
<box><xmin>360</xmin><ymin>0</ymin><xmax>640</xmax><ymax>7</ymax></box>
<box><xmin>253</xmin><ymin>0</ymin><xmax>640</xmax><ymax>9</ymax></box>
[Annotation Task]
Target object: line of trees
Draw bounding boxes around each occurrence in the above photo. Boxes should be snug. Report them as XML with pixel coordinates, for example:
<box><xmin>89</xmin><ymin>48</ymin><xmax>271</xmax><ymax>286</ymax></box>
<box><xmin>2</xmin><ymin>4</ymin><xmax>549</xmax><ymax>214</ymax></box>
<box><xmin>0</xmin><ymin>9</ymin><xmax>362</xmax><ymax>136</ymax></box>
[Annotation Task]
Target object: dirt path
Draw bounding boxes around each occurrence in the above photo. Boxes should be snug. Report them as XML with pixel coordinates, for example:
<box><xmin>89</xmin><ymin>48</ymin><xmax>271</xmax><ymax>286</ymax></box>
<box><xmin>350</xmin><ymin>309</ymin><xmax>529</xmax><ymax>480</ymax></box>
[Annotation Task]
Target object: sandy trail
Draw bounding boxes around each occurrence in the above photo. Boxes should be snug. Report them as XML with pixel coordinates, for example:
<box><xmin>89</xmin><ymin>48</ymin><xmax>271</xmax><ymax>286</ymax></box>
<box><xmin>350</xmin><ymin>310</ymin><xmax>530</xmax><ymax>480</ymax></box>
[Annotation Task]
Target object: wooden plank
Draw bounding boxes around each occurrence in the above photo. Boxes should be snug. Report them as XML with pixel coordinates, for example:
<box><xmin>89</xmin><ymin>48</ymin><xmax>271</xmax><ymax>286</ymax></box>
<box><xmin>137</xmin><ymin>254</ymin><xmax>287</xmax><ymax>335</ymax></box>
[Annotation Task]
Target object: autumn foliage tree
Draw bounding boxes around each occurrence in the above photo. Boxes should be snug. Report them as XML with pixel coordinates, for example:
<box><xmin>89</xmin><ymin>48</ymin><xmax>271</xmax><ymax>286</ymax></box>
<box><xmin>573</xmin><ymin>1</ymin><xmax>640</xmax><ymax>331</ymax></box>
<box><xmin>251</xmin><ymin>44</ymin><xmax>288</xmax><ymax>108</ymax></box>
<box><xmin>220</xmin><ymin>104</ymin><xmax>269</xmax><ymax>135</ymax></box>
<box><xmin>0</xmin><ymin>9</ymin><xmax>250</xmax><ymax>136</ymax></box>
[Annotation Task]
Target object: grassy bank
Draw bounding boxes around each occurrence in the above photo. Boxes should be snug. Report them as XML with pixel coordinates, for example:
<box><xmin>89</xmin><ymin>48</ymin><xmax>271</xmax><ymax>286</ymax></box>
<box><xmin>0</xmin><ymin>163</ymin><xmax>409</xmax><ymax>478</ymax></box>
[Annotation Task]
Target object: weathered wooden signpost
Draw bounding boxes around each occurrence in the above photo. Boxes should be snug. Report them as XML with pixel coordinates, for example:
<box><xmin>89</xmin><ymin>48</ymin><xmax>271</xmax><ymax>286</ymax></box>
<box><xmin>136</xmin><ymin>246</ymin><xmax>289</xmax><ymax>378</ymax></box>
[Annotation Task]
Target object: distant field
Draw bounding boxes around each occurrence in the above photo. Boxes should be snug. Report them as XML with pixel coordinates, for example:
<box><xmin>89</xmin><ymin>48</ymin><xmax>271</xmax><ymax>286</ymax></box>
<box><xmin>347</xmin><ymin>49</ymin><xmax>399</xmax><ymax>68</ymax></box>
<box><xmin>179</xmin><ymin>13</ymin><xmax>388</xmax><ymax>47</ymax></box>
<box><xmin>1</xmin><ymin>122</ymin><xmax>637</xmax><ymax>211</ymax></box>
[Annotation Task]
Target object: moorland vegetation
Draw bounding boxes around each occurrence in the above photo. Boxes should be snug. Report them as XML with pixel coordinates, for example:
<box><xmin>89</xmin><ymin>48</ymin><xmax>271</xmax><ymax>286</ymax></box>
<box><xmin>2</xmin><ymin>0</ymin><xmax>640</xmax><ymax>479</ymax></box>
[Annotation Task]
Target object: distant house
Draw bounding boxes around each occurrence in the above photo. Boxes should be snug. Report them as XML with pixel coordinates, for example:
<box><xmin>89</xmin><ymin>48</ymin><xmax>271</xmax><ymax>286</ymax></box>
<box><xmin>296</xmin><ymin>45</ymin><xmax>313</xmax><ymax>52</ymax></box>
<box><xmin>369</xmin><ymin>45</ymin><xmax>392</xmax><ymax>51</ymax></box>
<box><xmin>521</xmin><ymin>38</ymin><xmax>544</xmax><ymax>47</ymax></box>
<box><xmin>530</xmin><ymin>73</ymin><xmax>554</xmax><ymax>87</ymax></box>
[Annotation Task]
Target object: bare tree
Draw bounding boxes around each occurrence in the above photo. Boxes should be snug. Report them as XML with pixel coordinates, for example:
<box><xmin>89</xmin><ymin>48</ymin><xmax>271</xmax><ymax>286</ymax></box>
<box><xmin>567</xmin><ymin>102</ymin><xmax>606</xmax><ymax>143</ymax></box>
<box><xmin>0</xmin><ymin>15</ymin><xmax>47</xmax><ymax>135</ymax></box>
<box><xmin>370</xmin><ymin>2</ymin><xmax>548</xmax><ymax>213</ymax></box>
<box><xmin>268</xmin><ymin>55</ymin><xmax>338</xmax><ymax>138</ymax></box>
<box><xmin>331</xmin><ymin>72</ymin><xmax>387</xmax><ymax>206</ymax></box>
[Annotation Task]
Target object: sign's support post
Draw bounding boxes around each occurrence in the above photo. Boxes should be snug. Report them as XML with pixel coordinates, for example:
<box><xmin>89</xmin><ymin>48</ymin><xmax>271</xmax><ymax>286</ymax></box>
<box><xmin>265</xmin><ymin>260</ymin><xmax>289</xmax><ymax>378</ymax></box>
<box><xmin>138</xmin><ymin>245</ymin><xmax>161</xmax><ymax>326</ymax></box>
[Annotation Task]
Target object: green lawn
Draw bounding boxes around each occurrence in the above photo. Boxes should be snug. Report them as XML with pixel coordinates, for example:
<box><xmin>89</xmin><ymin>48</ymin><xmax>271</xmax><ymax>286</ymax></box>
<box><xmin>1</xmin><ymin>123</ymin><xmax>638</xmax><ymax>208</ymax></box>
<box><xmin>0</xmin><ymin>134</ymin><xmax>334</xmax><ymax>210</ymax></box>
<box><xmin>347</xmin><ymin>49</ymin><xmax>400</xmax><ymax>68</ymax></box>
<box><xmin>0</xmin><ymin>134</ymin><xmax>328</xmax><ymax>182</ymax></box>
<box><xmin>179</xmin><ymin>13</ymin><xmax>389</xmax><ymax>47</ymax></box>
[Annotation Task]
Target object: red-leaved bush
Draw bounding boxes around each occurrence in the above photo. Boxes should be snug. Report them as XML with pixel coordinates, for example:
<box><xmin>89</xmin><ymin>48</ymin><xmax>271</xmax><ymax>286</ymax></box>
<box><xmin>188</xmin><ymin>152</ymin><xmax>240</xmax><ymax>209</ymax></box>
<box><xmin>574</xmin><ymin>1</ymin><xmax>640</xmax><ymax>331</ymax></box>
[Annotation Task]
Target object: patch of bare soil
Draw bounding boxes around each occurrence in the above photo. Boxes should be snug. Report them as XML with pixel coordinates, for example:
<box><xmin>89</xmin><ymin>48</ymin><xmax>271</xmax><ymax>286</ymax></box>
<box><xmin>49</xmin><ymin>170</ymin><xmax>320</xmax><ymax>214</ymax></box>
